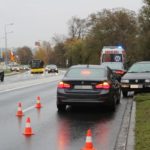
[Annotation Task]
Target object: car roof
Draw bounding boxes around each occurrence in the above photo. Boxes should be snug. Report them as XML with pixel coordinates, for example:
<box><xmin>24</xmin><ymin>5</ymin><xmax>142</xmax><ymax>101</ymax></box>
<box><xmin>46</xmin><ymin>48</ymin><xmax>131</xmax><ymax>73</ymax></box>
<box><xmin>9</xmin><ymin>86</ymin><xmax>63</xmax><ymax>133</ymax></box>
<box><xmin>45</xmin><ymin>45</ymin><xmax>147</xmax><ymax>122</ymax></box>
<box><xmin>135</xmin><ymin>61</ymin><xmax>150</xmax><ymax>64</ymax></box>
<box><xmin>46</xmin><ymin>64</ymin><xmax>57</xmax><ymax>66</ymax></box>
<box><xmin>47</xmin><ymin>64</ymin><xmax>56</xmax><ymax>66</ymax></box>
<box><xmin>69</xmin><ymin>64</ymin><xmax>107</xmax><ymax>69</ymax></box>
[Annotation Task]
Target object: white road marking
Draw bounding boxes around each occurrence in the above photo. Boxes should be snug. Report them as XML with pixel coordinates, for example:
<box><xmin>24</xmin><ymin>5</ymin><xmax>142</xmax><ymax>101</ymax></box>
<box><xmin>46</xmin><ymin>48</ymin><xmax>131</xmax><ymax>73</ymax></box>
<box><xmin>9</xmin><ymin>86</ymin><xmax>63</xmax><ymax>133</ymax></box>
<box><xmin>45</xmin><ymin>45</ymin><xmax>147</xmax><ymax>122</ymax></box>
<box><xmin>23</xmin><ymin>105</ymin><xmax>35</xmax><ymax>113</ymax></box>
<box><xmin>0</xmin><ymin>78</ymin><xmax>61</xmax><ymax>93</ymax></box>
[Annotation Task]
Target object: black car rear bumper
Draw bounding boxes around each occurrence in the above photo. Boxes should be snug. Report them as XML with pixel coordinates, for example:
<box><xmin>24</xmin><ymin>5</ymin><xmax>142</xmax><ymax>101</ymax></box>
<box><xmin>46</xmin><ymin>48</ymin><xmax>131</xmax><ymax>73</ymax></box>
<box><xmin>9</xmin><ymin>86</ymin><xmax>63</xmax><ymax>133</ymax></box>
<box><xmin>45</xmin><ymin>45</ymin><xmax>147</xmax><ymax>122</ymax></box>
<box><xmin>48</xmin><ymin>69</ymin><xmax>58</xmax><ymax>73</ymax></box>
<box><xmin>57</xmin><ymin>89</ymin><xmax>114</xmax><ymax>106</ymax></box>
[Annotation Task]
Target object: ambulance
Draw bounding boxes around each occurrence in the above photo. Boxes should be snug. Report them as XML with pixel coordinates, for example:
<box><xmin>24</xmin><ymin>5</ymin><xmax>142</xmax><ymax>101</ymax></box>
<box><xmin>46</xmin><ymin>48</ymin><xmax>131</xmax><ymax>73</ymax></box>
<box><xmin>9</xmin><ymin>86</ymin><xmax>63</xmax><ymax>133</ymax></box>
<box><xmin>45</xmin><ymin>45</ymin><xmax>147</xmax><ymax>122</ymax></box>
<box><xmin>100</xmin><ymin>46</ymin><xmax>126</xmax><ymax>64</ymax></box>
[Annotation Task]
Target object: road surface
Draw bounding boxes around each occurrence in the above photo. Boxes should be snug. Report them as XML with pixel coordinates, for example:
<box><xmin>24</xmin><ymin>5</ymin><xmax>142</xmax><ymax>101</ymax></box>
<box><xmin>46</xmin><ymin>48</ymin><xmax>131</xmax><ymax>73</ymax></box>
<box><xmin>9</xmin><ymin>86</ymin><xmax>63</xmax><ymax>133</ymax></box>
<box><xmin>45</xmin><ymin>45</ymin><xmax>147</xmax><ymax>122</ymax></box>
<box><xmin>0</xmin><ymin>72</ymin><xmax>130</xmax><ymax>150</ymax></box>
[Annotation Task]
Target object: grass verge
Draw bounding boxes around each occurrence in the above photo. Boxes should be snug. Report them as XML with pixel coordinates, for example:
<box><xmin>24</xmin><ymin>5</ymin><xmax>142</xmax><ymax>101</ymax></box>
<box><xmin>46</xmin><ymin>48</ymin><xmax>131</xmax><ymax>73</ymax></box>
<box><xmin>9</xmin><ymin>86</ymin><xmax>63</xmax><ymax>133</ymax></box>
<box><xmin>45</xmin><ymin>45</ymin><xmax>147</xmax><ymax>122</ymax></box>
<box><xmin>135</xmin><ymin>93</ymin><xmax>150</xmax><ymax>150</ymax></box>
<box><xmin>4</xmin><ymin>69</ymin><xmax>11</xmax><ymax>74</ymax></box>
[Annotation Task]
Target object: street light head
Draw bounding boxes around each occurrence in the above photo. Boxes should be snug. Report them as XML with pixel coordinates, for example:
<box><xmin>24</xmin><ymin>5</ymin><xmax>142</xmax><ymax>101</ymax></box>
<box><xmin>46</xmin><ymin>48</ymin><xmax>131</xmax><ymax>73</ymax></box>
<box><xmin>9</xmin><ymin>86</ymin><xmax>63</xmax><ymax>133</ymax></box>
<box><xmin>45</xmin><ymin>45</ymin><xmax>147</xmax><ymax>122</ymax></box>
<box><xmin>5</xmin><ymin>23</ymin><xmax>14</xmax><ymax>27</ymax></box>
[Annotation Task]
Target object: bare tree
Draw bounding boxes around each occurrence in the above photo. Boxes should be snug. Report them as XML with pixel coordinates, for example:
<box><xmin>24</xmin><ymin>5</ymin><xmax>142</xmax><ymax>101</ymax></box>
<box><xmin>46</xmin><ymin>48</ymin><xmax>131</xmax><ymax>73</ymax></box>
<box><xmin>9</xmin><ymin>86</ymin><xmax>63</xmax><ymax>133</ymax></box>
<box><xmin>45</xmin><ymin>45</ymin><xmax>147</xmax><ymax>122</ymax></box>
<box><xmin>68</xmin><ymin>16</ymin><xmax>87</xmax><ymax>39</ymax></box>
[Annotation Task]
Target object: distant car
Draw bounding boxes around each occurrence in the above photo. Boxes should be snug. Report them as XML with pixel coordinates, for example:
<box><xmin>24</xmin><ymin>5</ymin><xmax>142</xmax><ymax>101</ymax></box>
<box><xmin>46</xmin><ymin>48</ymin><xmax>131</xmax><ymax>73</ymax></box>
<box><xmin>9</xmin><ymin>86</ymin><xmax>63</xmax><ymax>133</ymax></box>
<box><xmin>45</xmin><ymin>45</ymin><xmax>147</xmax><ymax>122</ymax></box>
<box><xmin>57</xmin><ymin>65</ymin><xmax>121</xmax><ymax>112</ymax></box>
<box><xmin>121</xmin><ymin>61</ymin><xmax>150</xmax><ymax>97</ymax></box>
<box><xmin>23</xmin><ymin>65</ymin><xmax>30</xmax><ymax>70</ymax></box>
<box><xmin>45</xmin><ymin>64</ymin><xmax>58</xmax><ymax>73</ymax></box>
<box><xmin>0</xmin><ymin>69</ymin><xmax>4</xmax><ymax>82</ymax></box>
<box><xmin>10</xmin><ymin>65</ymin><xmax>20</xmax><ymax>72</ymax></box>
<box><xmin>101</xmin><ymin>62</ymin><xmax>126</xmax><ymax>81</ymax></box>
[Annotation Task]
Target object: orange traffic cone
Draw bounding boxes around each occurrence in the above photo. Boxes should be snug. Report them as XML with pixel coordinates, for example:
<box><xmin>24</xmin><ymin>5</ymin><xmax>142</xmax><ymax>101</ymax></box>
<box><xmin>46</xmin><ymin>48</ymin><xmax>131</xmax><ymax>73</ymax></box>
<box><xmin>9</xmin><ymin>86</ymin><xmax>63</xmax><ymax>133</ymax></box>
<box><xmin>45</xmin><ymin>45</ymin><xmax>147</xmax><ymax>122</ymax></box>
<box><xmin>23</xmin><ymin>117</ymin><xmax>34</xmax><ymax>136</ymax></box>
<box><xmin>16</xmin><ymin>102</ymin><xmax>24</xmax><ymax>117</ymax></box>
<box><xmin>35</xmin><ymin>96</ymin><xmax>42</xmax><ymax>108</ymax></box>
<box><xmin>81</xmin><ymin>129</ymin><xmax>96</xmax><ymax>150</ymax></box>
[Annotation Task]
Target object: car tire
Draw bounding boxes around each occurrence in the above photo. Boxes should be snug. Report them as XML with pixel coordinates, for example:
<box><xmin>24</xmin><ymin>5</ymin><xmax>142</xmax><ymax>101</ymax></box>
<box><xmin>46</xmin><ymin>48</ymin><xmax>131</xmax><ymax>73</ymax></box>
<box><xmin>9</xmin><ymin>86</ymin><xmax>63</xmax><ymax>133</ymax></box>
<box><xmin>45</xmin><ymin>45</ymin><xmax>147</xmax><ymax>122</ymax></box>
<box><xmin>122</xmin><ymin>91</ymin><xmax>128</xmax><ymax>98</ymax></box>
<box><xmin>57</xmin><ymin>104</ymin><xmax>66</xmax><ymax>112</ymax></box>
<box><xmin>108</xmin><ymin>95</ymin><xmax>116</xmax><ymax>111</ymax></box>
<box><xmin>116</xmin><ymin>89</ymin><xmax>121</xmax><ymax>104</ymax></box>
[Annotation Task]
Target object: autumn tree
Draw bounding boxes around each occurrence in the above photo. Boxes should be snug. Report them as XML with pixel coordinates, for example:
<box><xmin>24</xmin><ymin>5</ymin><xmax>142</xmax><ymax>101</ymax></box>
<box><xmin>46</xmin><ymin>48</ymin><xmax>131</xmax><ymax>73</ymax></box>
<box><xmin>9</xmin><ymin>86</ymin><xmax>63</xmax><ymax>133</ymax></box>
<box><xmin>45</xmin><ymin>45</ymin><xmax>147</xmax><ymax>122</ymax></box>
<box><xmin>81</xmin><ymin>8</ymin><xmax>138</xmax><ymax>65</ymax></box>
<box><xmin>16</xmin><ymin>46</ymin><xmax>33</xmax><ymax>64</ymax></box>
<box><xmin>53</xmin><ymin>42</ymin><xmax>67</xmax><ymax>67</ymax></box>
<box><xmin>44</xmin><ymin>8</ymin><xmax>140</xmax><ymax>66</ymax></box>
<box><xmin>138</xmin><ymin>0</ymin><xmax>150</xmax><ymax>60</ymax></box>
<box><xmin>34</xmin><ymin>41</ymin><xmax>53</xmax><ymax>65</ymax></box>
<box><xmin>64</xmin><ymin>38</ymin><xmax>83</xmax><ymax>66</ymax></box>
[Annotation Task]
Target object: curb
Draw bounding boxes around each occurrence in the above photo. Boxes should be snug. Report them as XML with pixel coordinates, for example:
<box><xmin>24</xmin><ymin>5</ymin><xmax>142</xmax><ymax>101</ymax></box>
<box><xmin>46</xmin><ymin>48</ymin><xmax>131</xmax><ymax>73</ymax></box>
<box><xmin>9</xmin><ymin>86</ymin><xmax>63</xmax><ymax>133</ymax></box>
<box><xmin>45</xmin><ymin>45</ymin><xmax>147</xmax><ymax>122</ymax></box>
<box><xmin>5</xmin><ymin>72</ymin><xmax>19</xmax><ymax>76</ymax></box>
<box><xmin>5</xmin><ymin>71</ymin><xmax>25</xmax><ymax>76</ymax></box>
<box><xmin>115</xmin><ymin>98</ymin><xmax>135</xmax><ymax>150</ymax></box>
<box><xmin>126</xmin><ymin>100</ymin><xmax>136</xmax><ymax>150</ymax></box>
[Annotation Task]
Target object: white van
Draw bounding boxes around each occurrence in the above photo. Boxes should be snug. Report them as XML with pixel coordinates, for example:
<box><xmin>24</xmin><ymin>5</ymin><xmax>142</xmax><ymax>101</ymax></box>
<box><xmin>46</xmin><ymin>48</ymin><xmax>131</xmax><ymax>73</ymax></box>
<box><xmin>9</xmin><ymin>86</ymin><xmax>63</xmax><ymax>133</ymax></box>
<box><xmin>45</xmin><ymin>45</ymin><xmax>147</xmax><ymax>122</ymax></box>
<box><xmin>100</xmin><ymin>46</ymin><xmax>126</xmax><ymax>64</ymax></box>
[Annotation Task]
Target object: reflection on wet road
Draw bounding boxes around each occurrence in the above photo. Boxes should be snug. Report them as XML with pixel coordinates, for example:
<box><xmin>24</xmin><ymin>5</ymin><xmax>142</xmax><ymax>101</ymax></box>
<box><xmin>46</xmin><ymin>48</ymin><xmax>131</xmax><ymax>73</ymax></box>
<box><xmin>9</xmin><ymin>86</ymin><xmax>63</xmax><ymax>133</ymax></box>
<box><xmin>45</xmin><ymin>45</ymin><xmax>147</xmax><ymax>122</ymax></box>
<box><xmin>56</xmin><ymin>104</ymin><xmax>127</xmax><ymax>150</ymax></box>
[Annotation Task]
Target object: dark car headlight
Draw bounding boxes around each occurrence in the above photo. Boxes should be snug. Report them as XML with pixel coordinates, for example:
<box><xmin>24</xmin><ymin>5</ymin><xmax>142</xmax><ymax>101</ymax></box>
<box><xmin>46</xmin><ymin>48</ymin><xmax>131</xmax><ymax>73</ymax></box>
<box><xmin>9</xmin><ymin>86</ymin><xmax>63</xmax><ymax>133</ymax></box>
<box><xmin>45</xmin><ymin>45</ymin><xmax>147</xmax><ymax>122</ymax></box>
<box><xmin>145</xmin><ymin>79</ymin><xmax>150</xmax><ymax>87</ymax></box>
<box><xmin>121</xmin><ymin>79</ymin><xmax>129</xmax><ymax>83</ymax></box>
<box><xmin>145</xmin><ymin>79</ymin><xmax>150</xmax><ymax>83</ymax></box>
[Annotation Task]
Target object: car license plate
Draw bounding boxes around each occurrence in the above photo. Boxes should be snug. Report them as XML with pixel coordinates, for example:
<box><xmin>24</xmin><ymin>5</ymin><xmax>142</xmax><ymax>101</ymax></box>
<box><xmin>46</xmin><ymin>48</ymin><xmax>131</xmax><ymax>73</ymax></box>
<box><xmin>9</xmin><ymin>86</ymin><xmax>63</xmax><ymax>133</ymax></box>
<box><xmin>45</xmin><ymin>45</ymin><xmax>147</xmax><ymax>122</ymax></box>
<box><xmin>74</xmin><ymin>85</ymin><xmax>92</xmax><ymax>89</ymax></box>
<box><xmin>130</xmin><ymin>84</ymin><xmax>143</xmax><ymax>88</ymax></box>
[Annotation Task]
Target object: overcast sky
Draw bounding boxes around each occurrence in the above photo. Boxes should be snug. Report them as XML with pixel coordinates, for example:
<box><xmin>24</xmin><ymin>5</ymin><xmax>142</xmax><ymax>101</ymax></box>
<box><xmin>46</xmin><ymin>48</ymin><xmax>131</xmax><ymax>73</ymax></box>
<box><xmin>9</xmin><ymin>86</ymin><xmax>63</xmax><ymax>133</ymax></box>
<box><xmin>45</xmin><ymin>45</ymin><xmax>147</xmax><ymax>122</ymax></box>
<box><xmin>0</xmin><ymin>0</ymin><xmax>143</xmax><ymax>48</ymax></box>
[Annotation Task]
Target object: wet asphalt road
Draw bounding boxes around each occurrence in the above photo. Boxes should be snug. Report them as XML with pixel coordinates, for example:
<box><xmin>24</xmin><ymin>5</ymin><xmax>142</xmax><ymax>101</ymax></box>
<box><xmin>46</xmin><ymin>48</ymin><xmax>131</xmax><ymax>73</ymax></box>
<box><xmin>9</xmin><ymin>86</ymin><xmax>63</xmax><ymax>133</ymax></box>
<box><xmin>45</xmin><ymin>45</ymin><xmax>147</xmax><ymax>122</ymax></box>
<box><xmin>0</xmin><ymin>72</ymin><xmax>129</xmax><ymax>150</ymax></box>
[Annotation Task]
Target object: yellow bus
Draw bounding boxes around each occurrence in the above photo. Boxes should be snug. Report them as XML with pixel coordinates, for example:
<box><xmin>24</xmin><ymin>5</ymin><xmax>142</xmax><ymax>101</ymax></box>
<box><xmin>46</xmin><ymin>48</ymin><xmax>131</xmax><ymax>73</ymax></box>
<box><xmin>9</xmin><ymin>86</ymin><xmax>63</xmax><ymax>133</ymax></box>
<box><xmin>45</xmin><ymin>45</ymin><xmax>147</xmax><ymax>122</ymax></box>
<box><xmin>30</xmin><ymin>59</ymin><xmax>44</xmax><ymax>74</ymax></box>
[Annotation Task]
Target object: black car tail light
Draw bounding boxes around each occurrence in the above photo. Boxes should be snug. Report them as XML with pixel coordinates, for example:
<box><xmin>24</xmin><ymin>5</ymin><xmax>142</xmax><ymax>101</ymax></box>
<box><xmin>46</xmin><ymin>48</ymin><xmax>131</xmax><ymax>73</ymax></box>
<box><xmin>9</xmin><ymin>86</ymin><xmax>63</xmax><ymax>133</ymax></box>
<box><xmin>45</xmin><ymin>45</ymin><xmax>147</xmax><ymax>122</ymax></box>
<box><xmin>95</xmin><ymin>82</ymin><xmax>110</xmax><ymax>89</ymax></box>
<box><xmin>58</xmin><ymin>81</ymin><xmax>71</xmax><ymax>89</ymax></box>
<box><xmin>115</xmin><ymin>70</ymin><xmax>125</xmax><ymax>75</ymax></box>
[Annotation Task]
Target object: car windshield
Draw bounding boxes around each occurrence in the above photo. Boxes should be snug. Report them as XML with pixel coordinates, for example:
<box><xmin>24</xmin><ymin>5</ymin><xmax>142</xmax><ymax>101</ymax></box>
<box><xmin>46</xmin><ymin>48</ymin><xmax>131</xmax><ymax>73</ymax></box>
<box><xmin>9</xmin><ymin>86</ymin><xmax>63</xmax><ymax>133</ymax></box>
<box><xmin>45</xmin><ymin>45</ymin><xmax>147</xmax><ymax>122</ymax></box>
<box><xmin>128</xmin><ymin>63</ymin><xmax>150</xmax><ymax>73</ymax></box>
<box><xmin>65</xmin><ymin>68</ymin><xmax>106</xmax><ymax>79</ymax></box>
<box><xmin>47</xmin><ymin>65</ymin><xmax>57</xmax><ymax>68</ymax></box>
<box><xmin>30</xmin><ymin>60</ymin><xmax>44</xmax><ymax>68</ymax></box>
<box><xmin>101</xmin><ymin>62</ymin><xmax>124</xmax><ymax>70</ymax></box>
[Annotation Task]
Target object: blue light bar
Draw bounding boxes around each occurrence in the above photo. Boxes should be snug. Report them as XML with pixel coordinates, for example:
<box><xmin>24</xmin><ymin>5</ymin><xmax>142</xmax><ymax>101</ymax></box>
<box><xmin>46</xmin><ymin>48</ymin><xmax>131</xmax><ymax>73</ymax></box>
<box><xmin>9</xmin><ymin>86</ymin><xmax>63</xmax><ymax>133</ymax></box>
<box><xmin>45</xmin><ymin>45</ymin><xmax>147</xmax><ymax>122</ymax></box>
<box><xmin>117</xmin><ymin>46</ymin><xmax>122</xmax><ymax>49</ymax></box>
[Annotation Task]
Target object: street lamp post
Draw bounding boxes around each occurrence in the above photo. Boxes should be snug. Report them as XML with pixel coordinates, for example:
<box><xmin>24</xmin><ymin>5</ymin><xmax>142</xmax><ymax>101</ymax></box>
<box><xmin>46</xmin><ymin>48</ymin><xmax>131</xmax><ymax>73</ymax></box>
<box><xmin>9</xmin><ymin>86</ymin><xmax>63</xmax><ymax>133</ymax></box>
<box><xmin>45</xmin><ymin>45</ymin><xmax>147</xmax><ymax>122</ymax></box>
<box><xmin>0</xmin><ymin>37</ymin><xmax>4</xmax><ymax>59</ymax></box>
<box><xmin>4</xmin><ymin>23</ymin><xmax>13</xmax><ymax>65</ymax></box>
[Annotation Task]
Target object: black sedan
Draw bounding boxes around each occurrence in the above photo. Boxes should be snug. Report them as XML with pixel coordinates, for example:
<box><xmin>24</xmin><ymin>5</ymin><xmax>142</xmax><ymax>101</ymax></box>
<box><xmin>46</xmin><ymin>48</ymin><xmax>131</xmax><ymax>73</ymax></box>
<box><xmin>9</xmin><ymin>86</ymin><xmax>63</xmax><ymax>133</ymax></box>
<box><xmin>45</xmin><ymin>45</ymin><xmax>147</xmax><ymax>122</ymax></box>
<box><xmin>45</xmin><ymin>64</ymin><xmax>58</xmax><ymax>73</ymax></box>
<box><xmin>121</xmin><ymin>61</ymin><xmax>150</xmax><ymax>97</ymax></box>
<box><xmin>57</xmin><ymin>65</ymin><xmax>121</xmax><ymax>112</ymax></box>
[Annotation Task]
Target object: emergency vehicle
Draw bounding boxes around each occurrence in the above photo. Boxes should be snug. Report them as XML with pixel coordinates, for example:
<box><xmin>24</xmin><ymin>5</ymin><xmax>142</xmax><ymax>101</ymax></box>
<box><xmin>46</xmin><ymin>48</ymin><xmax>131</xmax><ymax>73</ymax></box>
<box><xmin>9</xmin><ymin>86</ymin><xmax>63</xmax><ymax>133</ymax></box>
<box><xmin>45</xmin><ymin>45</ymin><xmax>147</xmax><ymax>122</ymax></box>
<box><xmin>100</xmin><ymin>46</ymin><xmax>126</xmax><ymax>64</ymax></box>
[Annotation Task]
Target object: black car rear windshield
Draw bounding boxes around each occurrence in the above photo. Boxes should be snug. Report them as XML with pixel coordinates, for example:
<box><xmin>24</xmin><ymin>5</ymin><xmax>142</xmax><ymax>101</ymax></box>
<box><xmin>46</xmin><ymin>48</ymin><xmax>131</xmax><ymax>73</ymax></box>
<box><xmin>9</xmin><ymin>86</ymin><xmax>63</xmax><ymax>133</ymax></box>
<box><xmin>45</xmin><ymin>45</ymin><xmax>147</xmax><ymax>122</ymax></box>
<box><xmin>128</xmin><ymin>63</ymin><xmax>150</xmax><ymax>73</ymax></box>
<box><xmin>47</xmin><ymin>65</ymin><xmax>57</xmax><ymax>68</ymax></box>
<box><xmin>65</xmin><ymin>68</ymin><xmax>106</xmax><ymax>79</ymax></box>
